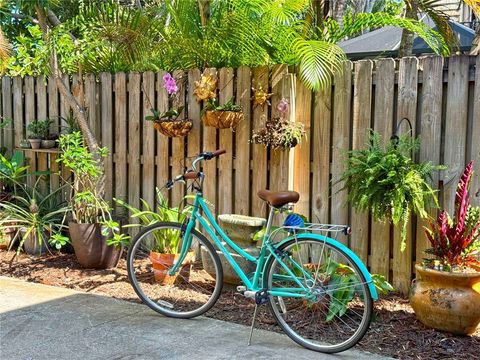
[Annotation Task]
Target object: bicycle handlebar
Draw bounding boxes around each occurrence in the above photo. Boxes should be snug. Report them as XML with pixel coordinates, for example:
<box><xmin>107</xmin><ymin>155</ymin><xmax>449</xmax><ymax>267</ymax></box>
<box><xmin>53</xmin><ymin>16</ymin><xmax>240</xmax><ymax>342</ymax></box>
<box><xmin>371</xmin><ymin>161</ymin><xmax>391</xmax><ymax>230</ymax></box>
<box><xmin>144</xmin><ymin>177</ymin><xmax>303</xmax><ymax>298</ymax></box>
<box><xmin>165</xmin><ymin>150</ymin><xmax>226</xmax><ymax>189</ymax></box>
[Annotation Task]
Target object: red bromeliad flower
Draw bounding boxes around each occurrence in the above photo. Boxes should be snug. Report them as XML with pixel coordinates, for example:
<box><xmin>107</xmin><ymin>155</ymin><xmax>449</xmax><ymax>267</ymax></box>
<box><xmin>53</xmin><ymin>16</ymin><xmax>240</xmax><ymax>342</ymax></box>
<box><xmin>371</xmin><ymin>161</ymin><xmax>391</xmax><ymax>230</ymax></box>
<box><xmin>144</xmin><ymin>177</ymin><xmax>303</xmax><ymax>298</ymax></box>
<box><xmin>425</xmin><ymin>161</ymin><xmax>480</xmax><ymax>267</ymax></box>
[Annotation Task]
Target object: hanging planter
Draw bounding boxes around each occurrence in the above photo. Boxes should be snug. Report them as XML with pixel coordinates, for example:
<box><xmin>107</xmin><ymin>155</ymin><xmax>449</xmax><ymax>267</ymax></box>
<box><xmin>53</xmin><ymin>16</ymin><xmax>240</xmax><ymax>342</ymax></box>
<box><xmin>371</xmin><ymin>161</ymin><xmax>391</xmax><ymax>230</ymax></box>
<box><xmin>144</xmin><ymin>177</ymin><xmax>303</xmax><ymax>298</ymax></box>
<box><xmin>147</xmin><ymin>108</ymin><xmax>192</xmax><ymax>137</ymax></box>
<box><xmin>202</xmin><ymin>98</ymin><xmax>243</xmax><ymax>130</ymax></box>
<box><xmin>251</xmin><ymin>99</ymin><xmax>304</xmax><ymax>150</ymax></box>
<box><xmin>145</xmin><ymin>74</ymin><xmax>192</xmax><ymax>137</ymax></box>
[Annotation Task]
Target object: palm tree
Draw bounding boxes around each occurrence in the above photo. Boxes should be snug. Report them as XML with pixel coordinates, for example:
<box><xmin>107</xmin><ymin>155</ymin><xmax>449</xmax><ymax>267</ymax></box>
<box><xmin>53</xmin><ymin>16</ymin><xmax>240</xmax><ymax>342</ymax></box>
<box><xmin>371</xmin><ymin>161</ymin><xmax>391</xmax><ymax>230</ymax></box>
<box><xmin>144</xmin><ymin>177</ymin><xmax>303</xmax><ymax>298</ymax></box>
<box><xmin>397</xmin><ymin>0</ymin><xmax>480</xmax><ymax>57</ymax></box>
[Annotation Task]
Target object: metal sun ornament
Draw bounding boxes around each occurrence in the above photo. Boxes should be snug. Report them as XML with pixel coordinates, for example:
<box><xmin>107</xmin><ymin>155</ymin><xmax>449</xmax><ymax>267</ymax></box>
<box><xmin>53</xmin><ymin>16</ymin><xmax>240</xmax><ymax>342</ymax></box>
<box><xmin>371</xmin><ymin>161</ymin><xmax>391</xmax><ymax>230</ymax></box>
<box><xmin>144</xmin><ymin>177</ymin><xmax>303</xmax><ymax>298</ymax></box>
<box><xmin>252</xmin><ymin>85</ymin><xmax>273</xmax><ymax>109</ymax></box>
<box><xmin>193</xmin><ymin>74</ymin><xmax>217</xmax><ymax>102</ymax></box>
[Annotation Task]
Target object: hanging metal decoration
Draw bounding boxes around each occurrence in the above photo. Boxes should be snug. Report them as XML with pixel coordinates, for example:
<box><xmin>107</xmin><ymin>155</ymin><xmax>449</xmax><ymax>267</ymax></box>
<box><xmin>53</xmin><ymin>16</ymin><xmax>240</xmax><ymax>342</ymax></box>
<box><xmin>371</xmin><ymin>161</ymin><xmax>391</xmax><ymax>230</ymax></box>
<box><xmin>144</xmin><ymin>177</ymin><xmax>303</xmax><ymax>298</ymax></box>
<box><xmin>251</xmin><ymin>85</ymin><xmax>273</xmax><ymax>109</ymax></box>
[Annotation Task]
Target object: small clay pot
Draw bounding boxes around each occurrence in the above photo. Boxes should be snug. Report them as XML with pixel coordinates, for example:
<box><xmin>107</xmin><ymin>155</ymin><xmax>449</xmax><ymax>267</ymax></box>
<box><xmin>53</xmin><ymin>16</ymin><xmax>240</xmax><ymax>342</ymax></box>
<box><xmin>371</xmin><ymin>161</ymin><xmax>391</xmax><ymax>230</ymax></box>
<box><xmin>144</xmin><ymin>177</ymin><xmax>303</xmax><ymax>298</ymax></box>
<box><xmin>28</xmin><ymin>139</ymin><xmax>42</xmax><ymax>149</ymax></box>
<box><xmin>149</xmin><ymin>251</ymin><xmax>195</xmax><ymax>285</ymax></box>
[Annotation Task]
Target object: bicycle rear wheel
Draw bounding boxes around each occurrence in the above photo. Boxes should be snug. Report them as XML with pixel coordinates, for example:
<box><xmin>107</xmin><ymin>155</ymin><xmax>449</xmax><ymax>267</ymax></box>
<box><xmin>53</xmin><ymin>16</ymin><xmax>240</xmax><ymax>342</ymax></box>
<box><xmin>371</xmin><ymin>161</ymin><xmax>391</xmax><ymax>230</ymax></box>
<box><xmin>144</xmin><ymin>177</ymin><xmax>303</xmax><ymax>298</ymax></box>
<box><xmin>127</xmin><ymin>222</ymin><xmax>223</xmax><ymax>318</ymax></box>
<box><xmin>264</xmin><ymin>237</ymin><xmax>373</xmax><ymax>353</ymax></box>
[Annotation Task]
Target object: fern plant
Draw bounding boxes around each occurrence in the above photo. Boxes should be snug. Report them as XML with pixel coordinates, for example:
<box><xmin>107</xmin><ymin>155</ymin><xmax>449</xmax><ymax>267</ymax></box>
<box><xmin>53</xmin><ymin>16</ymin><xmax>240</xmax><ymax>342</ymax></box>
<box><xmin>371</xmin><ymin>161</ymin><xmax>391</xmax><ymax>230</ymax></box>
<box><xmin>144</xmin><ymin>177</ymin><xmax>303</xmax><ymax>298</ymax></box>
<box><xmin>339</xmin><ymin>131</ymin><xmax>443</xmax><ymax>250</ymax></box>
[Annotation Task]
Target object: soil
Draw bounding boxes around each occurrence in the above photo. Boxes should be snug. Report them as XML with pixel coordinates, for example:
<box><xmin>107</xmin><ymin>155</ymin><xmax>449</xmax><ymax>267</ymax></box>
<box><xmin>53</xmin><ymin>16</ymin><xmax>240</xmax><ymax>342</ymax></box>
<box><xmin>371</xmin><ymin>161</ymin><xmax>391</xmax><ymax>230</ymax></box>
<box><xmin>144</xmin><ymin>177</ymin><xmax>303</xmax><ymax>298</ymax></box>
<box><xmin>1</xmin><ymin>250</ymin><xmax>479</xmax><ymax>360</ymax></box>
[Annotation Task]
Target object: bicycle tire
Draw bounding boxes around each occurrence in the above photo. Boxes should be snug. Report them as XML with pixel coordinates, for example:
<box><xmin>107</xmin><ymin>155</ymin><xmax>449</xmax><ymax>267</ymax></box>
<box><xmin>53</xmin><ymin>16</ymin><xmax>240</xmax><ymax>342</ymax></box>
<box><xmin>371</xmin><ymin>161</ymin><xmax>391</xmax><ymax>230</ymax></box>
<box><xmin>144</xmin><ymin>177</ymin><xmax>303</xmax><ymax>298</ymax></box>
<box><xmin>127</xmin><ymin>222</ymin><xmax>223</xmax><ymax>319</ymax></box>
<box><xmin>263</xmin><ymin>236</ymin><xmax>373</xmax><ymax>353</ymax></box>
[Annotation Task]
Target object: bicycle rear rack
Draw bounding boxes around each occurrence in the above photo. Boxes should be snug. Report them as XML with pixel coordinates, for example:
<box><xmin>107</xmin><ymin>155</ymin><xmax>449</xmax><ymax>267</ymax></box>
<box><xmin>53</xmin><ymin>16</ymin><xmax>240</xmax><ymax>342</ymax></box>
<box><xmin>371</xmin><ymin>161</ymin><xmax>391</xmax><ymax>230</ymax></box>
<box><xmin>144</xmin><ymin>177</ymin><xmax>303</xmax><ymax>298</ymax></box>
<box><xmin>268</xmin><ymin>223</ymin><xmax>351</xmax><ymax>243</ymax></box>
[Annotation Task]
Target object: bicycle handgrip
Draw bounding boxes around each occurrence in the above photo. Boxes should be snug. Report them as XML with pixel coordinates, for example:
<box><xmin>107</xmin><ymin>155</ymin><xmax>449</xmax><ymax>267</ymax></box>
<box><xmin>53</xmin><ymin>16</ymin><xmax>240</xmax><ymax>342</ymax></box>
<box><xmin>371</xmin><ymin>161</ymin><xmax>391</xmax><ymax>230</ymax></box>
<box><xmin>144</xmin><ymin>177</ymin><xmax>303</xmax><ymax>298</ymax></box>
<box><xmin>212</xmin><ymin>149</ymin><xmax>226</xmax><ymax>157</ymax></box>
<box><xmin>202</xmin><ymin>149</ymin><xmax>226</xmax><ymax>160</ymax></box>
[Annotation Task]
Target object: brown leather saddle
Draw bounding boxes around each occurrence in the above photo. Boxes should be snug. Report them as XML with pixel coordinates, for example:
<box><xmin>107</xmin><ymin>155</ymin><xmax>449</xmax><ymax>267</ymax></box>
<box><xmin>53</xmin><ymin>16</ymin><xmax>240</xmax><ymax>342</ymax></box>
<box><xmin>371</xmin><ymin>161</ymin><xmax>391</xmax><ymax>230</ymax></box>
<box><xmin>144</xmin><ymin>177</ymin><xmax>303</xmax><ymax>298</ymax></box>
<box><xmin>257</xmin><ymin>189</ymin><xmax>300</xmax><ymax>208</ymax></box>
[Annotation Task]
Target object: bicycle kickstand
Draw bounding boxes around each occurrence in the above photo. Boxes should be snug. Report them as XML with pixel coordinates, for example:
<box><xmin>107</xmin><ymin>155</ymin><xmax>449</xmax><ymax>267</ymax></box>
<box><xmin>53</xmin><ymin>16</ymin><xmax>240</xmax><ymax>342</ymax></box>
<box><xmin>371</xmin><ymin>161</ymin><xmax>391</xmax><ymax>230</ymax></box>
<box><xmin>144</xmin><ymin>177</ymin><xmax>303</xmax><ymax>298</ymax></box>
<box><xmin>248</xmin><ymin>304</ymin><xmax>259</xmax><ymax>346</ymax></box>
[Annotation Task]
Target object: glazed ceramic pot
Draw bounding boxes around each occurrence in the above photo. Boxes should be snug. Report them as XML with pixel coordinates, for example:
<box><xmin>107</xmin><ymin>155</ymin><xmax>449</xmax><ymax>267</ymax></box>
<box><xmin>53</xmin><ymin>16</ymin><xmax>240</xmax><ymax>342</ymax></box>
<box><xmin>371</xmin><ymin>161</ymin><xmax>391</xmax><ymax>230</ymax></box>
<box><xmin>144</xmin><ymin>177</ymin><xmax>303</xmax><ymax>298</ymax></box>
<box><xmin>410</xmin><ymin>264</ymin><xmax>480</xmax><ymax>335</ymax></box>
<box><xmin>69</xmin><ymin>222</ymin><xmax>123</xmax><ymax>269</ymax></box>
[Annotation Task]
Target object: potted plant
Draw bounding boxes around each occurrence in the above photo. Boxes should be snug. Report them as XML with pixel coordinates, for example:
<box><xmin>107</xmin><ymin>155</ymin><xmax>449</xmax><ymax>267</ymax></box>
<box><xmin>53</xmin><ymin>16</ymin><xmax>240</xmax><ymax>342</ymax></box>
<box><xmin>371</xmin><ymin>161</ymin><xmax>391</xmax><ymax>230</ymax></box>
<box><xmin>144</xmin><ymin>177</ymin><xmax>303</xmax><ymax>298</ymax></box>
<box><xmin>57</xmin><ymin>132</ymin><xmax>128</xmax><ymax>269</ymax></box>
<box><xmin>37</xmin><ymin>119</ymin><xmax>57</xmax><ymax>149</ymax></box>
<box><xmin>145</xmin><ymin>73</ymin><xmax>192</xmax><ymax>137</ymax></box>
<box><xmin>251</xmin><ymin>116</ymin><xmax>305</xmax><ymax>149</ymax></box>
<box><xmin>202</xmin><ymin>98</ymin><xmax>244</xmax><ymax>130</ymax></box>
<box><xmin>410</xmin><ymin>161</ymin><xmax>480</xmax><ymax>335</ymax></box>
<box><xmin>0</xmin><ymin>181</ymin><xmax>69</xmax><ymax>255</ymax></box>
<box><xmin>115</xmin><ymin>189</ymin><xmax>194</xmax><ymax>284</ymax></box>
<box><xmin>26</xmin><ymin>120</ymin><xmax>43</xmax><ymax>149</ymax></box>
<box><xmin>19</xmin><ymin>139</ymin><xmax>31</xmax><ymax>149</ymax></box>
<box><xmin>339</xmin><ymin>131</ymin><xmax>443</xmax><ymax>250</ymax></box>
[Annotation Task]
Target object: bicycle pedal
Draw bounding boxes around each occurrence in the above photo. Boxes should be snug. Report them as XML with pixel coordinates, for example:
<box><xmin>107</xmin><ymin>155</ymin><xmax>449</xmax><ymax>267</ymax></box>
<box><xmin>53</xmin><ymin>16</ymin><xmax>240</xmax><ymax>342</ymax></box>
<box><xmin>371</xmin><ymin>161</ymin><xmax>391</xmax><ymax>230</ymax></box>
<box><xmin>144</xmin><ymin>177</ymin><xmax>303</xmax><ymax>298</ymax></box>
<box><xmin>236</xmin><ymin>286</ymin><xmax>246</xmax><ymax>293</ymax></box>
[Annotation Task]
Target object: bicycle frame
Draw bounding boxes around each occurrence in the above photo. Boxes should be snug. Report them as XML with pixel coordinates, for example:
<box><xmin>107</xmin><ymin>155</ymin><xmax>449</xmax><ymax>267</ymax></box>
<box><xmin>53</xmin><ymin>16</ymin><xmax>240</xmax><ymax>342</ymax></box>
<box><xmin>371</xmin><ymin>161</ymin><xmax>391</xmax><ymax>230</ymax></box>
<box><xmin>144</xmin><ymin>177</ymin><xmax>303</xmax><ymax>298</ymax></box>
<box><xmin>170</xmin><ymin>192</ymin><xmax>378</xmax><ymax>300</ymax></box>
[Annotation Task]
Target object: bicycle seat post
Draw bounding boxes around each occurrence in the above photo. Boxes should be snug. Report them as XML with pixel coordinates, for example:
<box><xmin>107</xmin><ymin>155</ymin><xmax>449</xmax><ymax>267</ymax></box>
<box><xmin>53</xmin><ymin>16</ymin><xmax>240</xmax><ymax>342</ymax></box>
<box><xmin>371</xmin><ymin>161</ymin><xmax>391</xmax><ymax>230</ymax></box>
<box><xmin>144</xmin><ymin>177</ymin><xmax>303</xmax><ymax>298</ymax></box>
<box><xmin>263</xmin><ymin>205</ymin><xmax>276</xmax><ymax>243</ymax></box>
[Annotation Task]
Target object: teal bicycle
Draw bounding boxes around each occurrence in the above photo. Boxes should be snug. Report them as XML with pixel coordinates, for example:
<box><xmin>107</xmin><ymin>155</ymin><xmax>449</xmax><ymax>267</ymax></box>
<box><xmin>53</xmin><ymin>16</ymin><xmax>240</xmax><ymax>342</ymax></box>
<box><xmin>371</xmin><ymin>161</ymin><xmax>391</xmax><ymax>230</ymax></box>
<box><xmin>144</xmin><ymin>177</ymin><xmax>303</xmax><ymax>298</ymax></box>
<box><xmin>127</xmin><ymin>150</ymin><xmax>378</xmax><ymax>353</ymax></box>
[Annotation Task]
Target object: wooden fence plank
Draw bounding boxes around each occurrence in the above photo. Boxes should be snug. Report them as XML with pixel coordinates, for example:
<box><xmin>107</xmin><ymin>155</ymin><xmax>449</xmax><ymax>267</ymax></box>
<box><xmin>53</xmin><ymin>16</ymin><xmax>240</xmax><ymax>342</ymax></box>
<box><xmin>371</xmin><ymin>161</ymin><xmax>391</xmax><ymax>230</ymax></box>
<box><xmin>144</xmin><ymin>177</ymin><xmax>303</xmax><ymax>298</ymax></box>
<box><xmin>443</xmin><ymin>56</ymin><xmax>469</xmax><ymax>213</ymax></box>
<box><xmin>128</xmin><ymin>73</ymin><xmax>141</xmax><ymax>211</ymax></box>
<box><xmin>311</xmin><ymin>86</ymin><xmax>331</xmax><ymax>224</ymax></box>
<box><xmin>171</xmin><ymin>70</ymin><xmax>186</xmax><ymax>207</ymax></box>
<box><xmin>471</xmin><ymin>56</ymin><xmax>480</xmax><ymax>207</ymax></box>
<box><xmin>187</xmin><ymin>69</ymin><xmax>202</xmax><ymax>158</ymax></box>
<box><xmin>234</xmin><ymin>66</ymin><xmax>252</xmax><ymax>215</ymax></box>
<box><xmin>1</xmin><ymin>77</ymin><xmax>13</xmax><ymax>154</ymax></box>
<box><xmin>142</xmin><ymin>71</ymin><xmax>155</xmax><ymax>208</ymax></box>
<box><xmin>331</xmin><ymin>61</ymin><xmax>352</xmax><ymax>246</ymax></box>
<box><xmin>218</xmin><ymin>67</ymin><xmax>235</xmax><ymax>216</ymax></box>
<box><xmin>370</xmin><ymin>58</ymin><xmax>395</xmax><ymax>279</ymax></box>
<box><xmin>12</xmin><ymin>77</ymin><xmax>23</xmax><ymax>145</ymax></box>
<box><xmin>202</xmin><ymin>68</ymin><xmax>218</xmax><ymax>213</ymax></box>
<box><xmin>393</xmin><ymin>57</ymin><xmax>419</xmax><ymax>293</ymax></box>
<box><xmin>84</xmin><ymin>74</ymin><xmax>98</xmax><ymax>139</ymax></box>
<box><xmin>293</xmin><ymin>77</ymin><xmax>312</xmax><ymax>220</ymax></box>
<box><xmin>100</xmin><ymin>73</ymin><xmax>113</xmax><ymax>202</ymax></box>
<box><xmin>251</xmin><ymin>66</ymin><xmax>269</xmax><ymax>218</ymax></box>
<box><xmin>24</xmin><ymin>76</ymin><xmax>36</xmax><ymax>186</ymax></box>
<box><xmin>59</xmin><ymin>74</ymin><xmax>70</xmax><ymax>129</ymax></box>
<box><xmin>156</xmin><ymin>71</ymin><xmax>170</xmax><ymax>194</ymax></box>
<box><xmin>114</xmin><ymin>73</ymin><xmax>127</xmax><ymax>206</ymax></box>
<box><xmin>36</xmin><ymin>76</ymin><xmax>47</xmax><ymax>122</ymax></box>
<box><xmin>351</xmin><ymin>60</ymin><xmax>373</xmax><ymax>265</ymax></box>
<box><xmin>47</xmin><ymin>77</ymin><xmax>59</xmax><ymax>134</ymax></box>
<box><xmin>269</xmin><ymin>64</ymin><xmax>290</xmax><ymax>199</ymax></box>
<box><xmin>415</xmin><ymin>56</ymin><xmax>443</xmax><ymax>264</ymax></box>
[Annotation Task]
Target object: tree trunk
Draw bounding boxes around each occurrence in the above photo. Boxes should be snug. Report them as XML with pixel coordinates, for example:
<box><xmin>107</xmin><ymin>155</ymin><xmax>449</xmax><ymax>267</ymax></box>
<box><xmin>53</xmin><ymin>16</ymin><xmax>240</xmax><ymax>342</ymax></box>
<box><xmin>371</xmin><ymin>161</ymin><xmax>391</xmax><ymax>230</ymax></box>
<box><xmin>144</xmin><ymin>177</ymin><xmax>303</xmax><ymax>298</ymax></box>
<box><xmin>332</xmin><ymin>0</ymin><xmax>347</xmax><ymax>28</ymax></box>
<box><xmin>35</xmin><ymin>5</ymin><xmax>106</xmax><ymax>197</ymax></box>
<box><xmin>399</xmin><ymin>0</ymin><xmax>419</xmax><ymax>57</ymax></box>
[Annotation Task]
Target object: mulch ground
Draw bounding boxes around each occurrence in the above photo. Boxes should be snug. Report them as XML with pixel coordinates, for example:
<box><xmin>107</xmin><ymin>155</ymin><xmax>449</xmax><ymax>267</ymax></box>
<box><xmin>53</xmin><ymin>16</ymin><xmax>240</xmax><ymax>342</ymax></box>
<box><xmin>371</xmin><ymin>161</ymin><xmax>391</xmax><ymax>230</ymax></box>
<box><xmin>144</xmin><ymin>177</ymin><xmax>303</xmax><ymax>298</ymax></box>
<box><xmin>1</xmin><ymin>250</ymin><xmax>479</xmax><ymax>360</ymax></box>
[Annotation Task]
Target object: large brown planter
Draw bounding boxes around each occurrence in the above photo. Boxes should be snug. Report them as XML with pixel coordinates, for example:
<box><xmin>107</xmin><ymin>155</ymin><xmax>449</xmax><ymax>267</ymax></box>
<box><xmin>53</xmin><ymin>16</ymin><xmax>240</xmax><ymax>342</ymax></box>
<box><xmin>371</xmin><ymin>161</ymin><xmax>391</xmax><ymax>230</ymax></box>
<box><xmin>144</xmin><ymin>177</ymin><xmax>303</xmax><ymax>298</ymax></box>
<box><xmin>410</xmin><ymin>264</ymin><xmax>480</xmax><ymax>335</ymax></box>
<box><xmin>69</xmin><ymin>222</ymin><xmax>122</xmax><ymax>269</ymax></box>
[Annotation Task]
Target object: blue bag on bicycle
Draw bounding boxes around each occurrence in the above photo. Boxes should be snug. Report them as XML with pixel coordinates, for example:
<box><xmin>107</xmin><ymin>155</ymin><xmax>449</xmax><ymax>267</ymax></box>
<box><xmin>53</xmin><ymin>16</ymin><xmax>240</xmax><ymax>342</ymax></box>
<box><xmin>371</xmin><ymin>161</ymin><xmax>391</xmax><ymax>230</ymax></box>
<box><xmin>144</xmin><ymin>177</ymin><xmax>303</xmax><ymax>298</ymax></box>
<box><xmin>283</xmin><ymin>213</ymin><xmax>304</xmax><ymax>228</ymax></box>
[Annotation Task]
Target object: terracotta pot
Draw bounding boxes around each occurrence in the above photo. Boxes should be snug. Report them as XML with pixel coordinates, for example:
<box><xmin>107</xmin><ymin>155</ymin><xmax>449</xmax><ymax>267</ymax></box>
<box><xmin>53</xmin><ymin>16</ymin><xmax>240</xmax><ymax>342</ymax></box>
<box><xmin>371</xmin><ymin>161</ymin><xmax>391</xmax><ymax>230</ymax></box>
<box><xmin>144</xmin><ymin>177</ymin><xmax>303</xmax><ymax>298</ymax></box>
<box><xmin>28</xmin><ymin>139</ymin><xmax>42</xmax><ymax>149</ymax></box>
<box><xmin>69</xmin><ymin>222</ymin><xmax>123</xmax><ymax>269</ymax></box>
<box><xmin>149</xmin><ymin>251</ymin><xmax>195</xmax><ymax>285</ymax></box>
<box><xmin>410</xmin><ymin>264</ymin><xmax>480</xmax><ymax>335</ymax></box>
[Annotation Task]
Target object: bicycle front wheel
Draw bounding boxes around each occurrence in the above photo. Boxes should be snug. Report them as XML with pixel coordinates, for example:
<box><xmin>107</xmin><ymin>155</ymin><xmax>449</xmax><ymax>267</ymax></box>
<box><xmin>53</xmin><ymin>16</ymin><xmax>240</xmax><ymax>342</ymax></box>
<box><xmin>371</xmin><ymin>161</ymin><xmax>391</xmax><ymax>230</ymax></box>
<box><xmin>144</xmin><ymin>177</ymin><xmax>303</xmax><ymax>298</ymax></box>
<box><xmin>264</xmin><ymin>237</ymin><xmax>373</xmax><ymax>353</ymax></box>
<box><xmin>127</xmin><ymin>222</ymin><xmax>223</xmax><ymax>318</ymax></box>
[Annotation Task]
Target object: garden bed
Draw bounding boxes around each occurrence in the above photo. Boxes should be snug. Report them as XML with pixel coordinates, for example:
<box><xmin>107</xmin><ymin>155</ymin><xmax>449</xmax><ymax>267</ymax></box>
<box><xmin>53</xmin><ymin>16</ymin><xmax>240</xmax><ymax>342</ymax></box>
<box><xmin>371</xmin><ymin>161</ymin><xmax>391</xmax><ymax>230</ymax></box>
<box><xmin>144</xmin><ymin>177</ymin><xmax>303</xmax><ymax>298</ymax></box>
<box><xmin>0</xmin><ymin>250</ymin><xmax>478</xmax><ymax>360</ymax></box>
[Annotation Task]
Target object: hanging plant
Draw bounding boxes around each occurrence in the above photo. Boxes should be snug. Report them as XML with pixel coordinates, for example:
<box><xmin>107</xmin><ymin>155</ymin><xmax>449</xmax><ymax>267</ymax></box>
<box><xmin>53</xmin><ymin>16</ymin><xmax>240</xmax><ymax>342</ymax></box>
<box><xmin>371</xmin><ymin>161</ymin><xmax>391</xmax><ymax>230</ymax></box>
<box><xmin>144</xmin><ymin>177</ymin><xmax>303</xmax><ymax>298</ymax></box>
<box><xmin>338</xmin><ymin>131</ymin><xmax>444</xmax><ymax>250</ymax></box>
<box><xmin>252</xmin><ymin>84</ymin><xmax>273</xmax><ymax>109</ymax></box>
<box><xmin>202</xmin><ymin>98</ymin><xmax>243</xmax><ymax>130</ymax></box>
<box><xmin>146</xmin><ymin>73</ymin><xmax>192</xmax><ymax>137</ymax></box>
<box><xmin>251</xmin><ymin>99</ymin><xmax>304</xmax><ymax>150</ymax></box>
<box><xmin>193</xmin><ymin>74</ymin><xmax>217</xmax><ymax>102</ymax></box>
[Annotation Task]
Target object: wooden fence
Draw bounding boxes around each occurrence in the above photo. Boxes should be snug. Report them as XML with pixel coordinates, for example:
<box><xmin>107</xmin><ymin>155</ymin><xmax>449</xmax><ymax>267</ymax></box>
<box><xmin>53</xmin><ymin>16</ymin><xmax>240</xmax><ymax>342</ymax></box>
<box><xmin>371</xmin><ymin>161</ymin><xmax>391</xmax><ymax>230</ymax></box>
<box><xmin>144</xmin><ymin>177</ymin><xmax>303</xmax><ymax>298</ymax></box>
<box><xmin>1</xmin><ymin>55</ymin><xmax>479</xmax><ymax>293</ymax></box>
